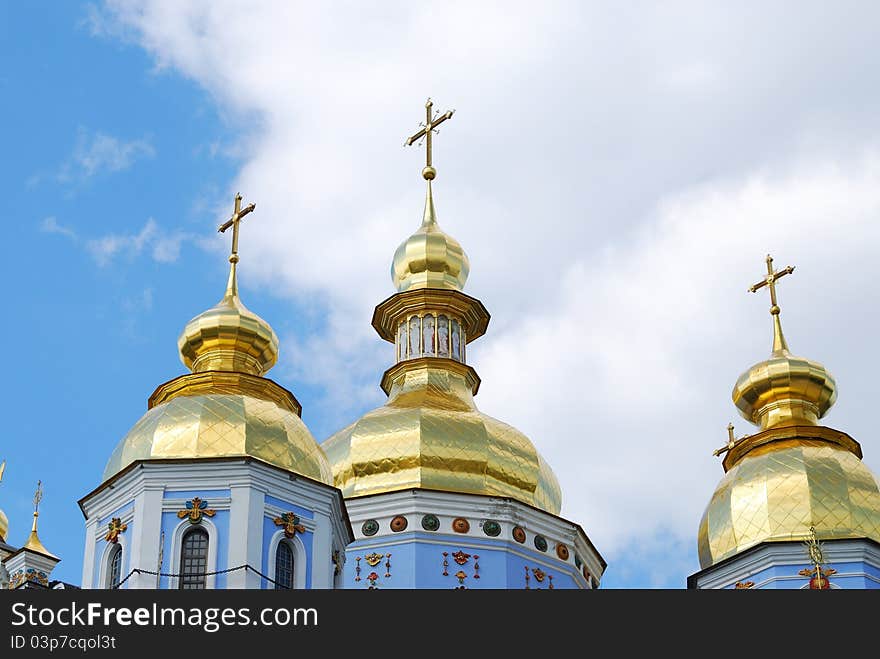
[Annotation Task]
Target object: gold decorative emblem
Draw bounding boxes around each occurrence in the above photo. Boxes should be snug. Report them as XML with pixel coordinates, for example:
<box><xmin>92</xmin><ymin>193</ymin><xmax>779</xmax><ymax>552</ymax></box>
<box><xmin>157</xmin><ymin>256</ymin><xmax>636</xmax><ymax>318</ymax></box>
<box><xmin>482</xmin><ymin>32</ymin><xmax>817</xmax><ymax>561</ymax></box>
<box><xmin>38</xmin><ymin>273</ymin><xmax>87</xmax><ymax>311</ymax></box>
<box><xmin>532</xmin><ymin>567</ymin><xmax>546</xmax><ymax>582</ymax></box>
<box><xmin>176</xmin><ymin>497</ymin><xmax>216</xmax><ymax>525</ymax></box>
<box><xmin>364</xmin><ymin>552</ymin><xmax>384</xmax><ymax>567</ymax></box>
<box><xmin>104</xmin><ymin>517</ymin><xmax>128</xmax><ymax>543</ymax></box>
<box><xmin>799</xmin><ymin>526</ymin><xmax>836</xmax><ymax>589</ymax></box>
<box><xmin>273</xmin><ymin>512</ymin><xmax>306</xmax><ymax>539</ymax></box>
<box><xmin>452</xmin><ymin>550</ymin><xmax>471</xmax><ymax>565</ymax></box>
<box><xmin>734</xmin><ymin>581</ymin><xmax>755</xmax><ymax>589</ymax></box>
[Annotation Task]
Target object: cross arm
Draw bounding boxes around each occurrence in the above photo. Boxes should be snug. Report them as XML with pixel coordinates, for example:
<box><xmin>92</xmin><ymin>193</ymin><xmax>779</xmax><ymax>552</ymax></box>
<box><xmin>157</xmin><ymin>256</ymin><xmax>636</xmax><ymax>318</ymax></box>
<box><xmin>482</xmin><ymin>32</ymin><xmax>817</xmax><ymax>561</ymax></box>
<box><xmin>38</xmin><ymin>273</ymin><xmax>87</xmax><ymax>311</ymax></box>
<box><xmin>405</xmin><ymin>127</ymin><xmax>427</xmax><ymax>146</ymax></box>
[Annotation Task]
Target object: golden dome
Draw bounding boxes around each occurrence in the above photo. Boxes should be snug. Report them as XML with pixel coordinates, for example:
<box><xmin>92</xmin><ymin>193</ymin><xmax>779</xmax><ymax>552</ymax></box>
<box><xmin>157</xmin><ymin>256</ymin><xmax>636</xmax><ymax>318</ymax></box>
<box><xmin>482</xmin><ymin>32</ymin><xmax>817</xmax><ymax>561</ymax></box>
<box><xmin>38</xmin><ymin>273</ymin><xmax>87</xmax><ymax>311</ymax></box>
<box><xmin>0</xmin><ymin>508</ymin><xmax>8</xmax><ymax>544</ymax></box>
<box><xmin>732</xmin><ymin>315</ymin><xmax>837</xmax><ymax>430</ymax></box>
<box><xmin>698</xmin><ymin>434</ymin><xmax>880</xmax><ymax>568</ymax></box>
<box><xmin>391</xmin><ymin>182</ymin><xmax>470</xmax><ymax>293</ymax></box>
<box><xmin>699</xmin><ymin>255</ymin><xmax>880</xmax><ymax>568</ymax></box>
<box><xmin>322</xmin><ymin>359</ymin><xmax>562</xmax><ymax>514</ymax></box>
<box><xmin>103</xmin><ymin>373</ymin><xmax>332</xmax><ymax>484</ymax></box>
<box><xmin>103</xmin><ymin>198</ymin><xmax>332</xmax><ymax>485</ymax></box>
<box><xmin>178</xmin><ymin>262</ymin><xmax>279</xmax><ymax>376</ymax></box>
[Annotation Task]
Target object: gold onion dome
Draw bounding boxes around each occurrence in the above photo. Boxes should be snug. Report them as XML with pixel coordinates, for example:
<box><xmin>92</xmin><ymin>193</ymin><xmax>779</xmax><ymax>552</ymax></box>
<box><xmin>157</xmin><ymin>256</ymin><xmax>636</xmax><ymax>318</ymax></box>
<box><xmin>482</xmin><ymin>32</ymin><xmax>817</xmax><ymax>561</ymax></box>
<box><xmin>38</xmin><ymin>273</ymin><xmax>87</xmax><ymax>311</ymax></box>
<box><xmin>391</xmin><ymin>182</ymin><xmax>470</xmax><ymax>292</ymax></box>
<box><xmin>324</xmin><ymin>100</ymin><xmax>561</xmax><ymax>514</ymax></box>
<box><xmin>698</xmin><ymin>256</ymin><xmax>880</xmax><ymax>568</ymax></box>
<box><xmin>103</xmin><ymin>195</ymin><xmax>332</xmax><ymax>485</ymax></box>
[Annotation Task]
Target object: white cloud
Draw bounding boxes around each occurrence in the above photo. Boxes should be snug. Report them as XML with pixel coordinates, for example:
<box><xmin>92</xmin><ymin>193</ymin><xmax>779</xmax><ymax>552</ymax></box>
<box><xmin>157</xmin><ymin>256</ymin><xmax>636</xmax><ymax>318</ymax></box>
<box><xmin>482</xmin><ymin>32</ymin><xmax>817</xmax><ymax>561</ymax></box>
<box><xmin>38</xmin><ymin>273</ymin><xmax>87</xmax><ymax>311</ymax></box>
<box><xmin>86</xmin><ymin>217</ymin><xmax>193</xmax><ymax>266</ymax></box>
<box><xmin>59</xmin><ymin>127</ymin><xmax>155</xmax><ymax>183</ymax></box>
<box><xmin>40</xmin><ymin>216</ymin><xmax>78</xmax><ymax>240</ymax></box>
<box><xmin>96</xmin><ymin>1</ymin><xmax>880</xmax><ymax>586</ymax></box>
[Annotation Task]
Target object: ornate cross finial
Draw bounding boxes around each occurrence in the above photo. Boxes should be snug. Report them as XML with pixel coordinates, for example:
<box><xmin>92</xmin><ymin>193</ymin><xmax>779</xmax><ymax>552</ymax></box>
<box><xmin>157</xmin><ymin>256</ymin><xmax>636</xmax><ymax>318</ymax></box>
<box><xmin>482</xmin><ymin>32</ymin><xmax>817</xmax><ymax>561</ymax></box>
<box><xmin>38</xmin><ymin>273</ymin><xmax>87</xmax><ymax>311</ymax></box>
<box><xmin>33</xmin><ymin>480</ymin><xmax>43</xmax><ymax>513</ymax></box>
<box><xmin>217</xmin><ymin>192</ymin><xmax>256</xmax><ymax>264</ymax></box>
<box><xmin>748</xmin><ymin>254</ymin><xmax>795</xmax><ymax>353</ymax></box>
<box><xmin>0</xmin><ymin>459</ymin><xmax>5</xmax><ymax>484</ymax></box>
<box><xmin>713</xmin><ymin>423</ymin><xmax>742</xmax><ymax>457</ymax></box>
<box><xmin>748</xmin><ymin>254</ymin><xmax>795</xmax><ymax>316</ymax></box>
<box><xmin>405</xmin><ymin>98</ymin><xmax>455</xmax><ymax>181</ymax></box>
<box><xmin>176</xmin><ymin>497</ymin><xmax>216</xmax><ymax>525</ymax></box>
<box><xmin>104</xmin><ymin>517</ymin><xmax>128</xmax><ymax>544</ymax></box>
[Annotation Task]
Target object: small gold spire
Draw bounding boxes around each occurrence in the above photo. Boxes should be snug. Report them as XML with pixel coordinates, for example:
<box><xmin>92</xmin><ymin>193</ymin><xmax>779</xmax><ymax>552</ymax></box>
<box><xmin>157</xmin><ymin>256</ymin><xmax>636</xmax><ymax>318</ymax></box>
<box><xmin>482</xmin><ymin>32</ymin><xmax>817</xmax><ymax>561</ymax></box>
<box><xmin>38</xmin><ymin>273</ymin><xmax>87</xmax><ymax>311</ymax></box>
<box><xmin>405</xmin><ymin>98</ymin><xmax>455</xmax><ymax>181</ymax></box>
<box><xmin>23</xmin><ymin>480</ymin><xmax>57</xmax><ymax>558</ymax></box>
<box><xmin>748</xmin><ymin>254</ymin><xmax>795</xmax><ymax>353</ymax></box>
<box><xmin>0</xmin><ymin>460</ymin><xmax>7</xmax><ymax>542</ymax></box>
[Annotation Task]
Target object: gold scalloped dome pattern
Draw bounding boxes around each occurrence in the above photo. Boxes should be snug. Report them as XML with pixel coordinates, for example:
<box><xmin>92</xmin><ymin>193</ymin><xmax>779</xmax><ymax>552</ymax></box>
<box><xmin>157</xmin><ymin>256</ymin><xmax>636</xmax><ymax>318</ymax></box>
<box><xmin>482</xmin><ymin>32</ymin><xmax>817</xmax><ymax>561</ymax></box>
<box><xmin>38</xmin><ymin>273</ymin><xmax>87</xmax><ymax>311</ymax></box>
<box><xmin>391</xmin><ymin>182</ymin><xmax>470</xmax><ymax>293</ymax></box>
<box><xmin>178</xmin><ymin>263</ymin><xmax>279</xmax><ymax>376</ymax></box>
<box><xmin>0</xmin><ymin>508</ymin><xmax>8</xmax><ymax>544</ymax></box>
<box><xmin>103</xmin><ymin>391</ymin><xmax>333</xmax><ymax>484</ymax></box>
<box><xmin>698</xmin><ymin>437</ymin><xmax>880</xmax><ymax>567</ymax></box>
<box><xmin>322</xmin><ymin>360</ymin><xmax>562</xmax><ymax>514</ymax></box>
<box><xmin>733</xmin><ymin>346</ymin><xmax>837</xmax><ymax>430</ymax></box>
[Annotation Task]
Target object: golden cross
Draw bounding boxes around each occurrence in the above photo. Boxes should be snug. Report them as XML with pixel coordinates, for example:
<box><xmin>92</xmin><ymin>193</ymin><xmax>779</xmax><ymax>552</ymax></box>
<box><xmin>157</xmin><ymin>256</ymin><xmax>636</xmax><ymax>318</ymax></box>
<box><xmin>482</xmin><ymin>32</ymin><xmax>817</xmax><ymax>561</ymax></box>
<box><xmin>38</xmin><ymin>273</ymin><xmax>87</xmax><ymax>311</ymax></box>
<box><xmin>0</xmin><ymin>460</ymin><xmax>5</xmax><ymax>484</ymax></box>
<box><xmin>748</xmin><ymin>254</ymin><xmax>795</xmax><ymax>316</ymax></box>
<box><xmin>405</xmin><ymin>98</ymin><xmax>455</xmax><ymax>181</ymax></box>
<box><xmin>713</xmin><ymin>423</ymin><xmax>740</xmax><ymax>457</ymax></box>
<box><xmin>217</xmin><ymin>193</ymin><xmax>256</xmax><ymax>264</ymax></box>
<box><xmin>33</xmin><ymin>480</ymin><xmax>43</xmax><ymax>512</ymax></box>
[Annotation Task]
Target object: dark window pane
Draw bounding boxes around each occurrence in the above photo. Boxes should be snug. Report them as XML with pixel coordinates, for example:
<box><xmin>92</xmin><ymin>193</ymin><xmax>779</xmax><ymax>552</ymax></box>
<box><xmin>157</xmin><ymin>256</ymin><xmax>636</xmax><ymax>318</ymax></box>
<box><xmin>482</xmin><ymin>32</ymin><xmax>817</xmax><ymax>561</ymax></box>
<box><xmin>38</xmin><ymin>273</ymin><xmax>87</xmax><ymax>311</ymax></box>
<box><xmin>275</xmin><ymin>542</ymin><xmax>294</xmax><ymax>590</ymax></box>
<box><xmin>179</xmin><ymin>528</ymin><xmax>209</xmax><ymax>590</ymax></box>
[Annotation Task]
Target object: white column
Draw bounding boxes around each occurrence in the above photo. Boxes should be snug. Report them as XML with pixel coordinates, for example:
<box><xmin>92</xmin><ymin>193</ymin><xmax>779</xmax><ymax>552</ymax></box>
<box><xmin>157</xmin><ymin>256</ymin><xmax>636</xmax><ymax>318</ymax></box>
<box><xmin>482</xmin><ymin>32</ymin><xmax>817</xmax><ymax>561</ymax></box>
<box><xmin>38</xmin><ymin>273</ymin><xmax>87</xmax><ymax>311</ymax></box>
<box><xmin>228</xmin><ymin>485</ymin><xmax>263</xmax><ymax>589</ymax></box>
<box><xmin>310</xmin><ymin>512</ymin><xmax>332</xmax><ymax>589</ymax></box>
<box><xmin>132</xmin><ymin>487</ymin><xmax>163</xmax><ymax>589</ymax></box>
<box><xmin>81</xmin><ymin>517</ymin><xmax>98</xmax><ymax>589</ymax></box>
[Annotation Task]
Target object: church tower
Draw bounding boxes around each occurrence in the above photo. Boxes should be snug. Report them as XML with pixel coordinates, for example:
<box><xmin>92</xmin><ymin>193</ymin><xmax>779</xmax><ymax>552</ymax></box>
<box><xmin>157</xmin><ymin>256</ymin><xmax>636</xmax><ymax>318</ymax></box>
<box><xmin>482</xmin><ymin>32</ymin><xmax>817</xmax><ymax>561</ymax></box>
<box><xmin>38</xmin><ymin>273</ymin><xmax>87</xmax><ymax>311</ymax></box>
<box><xmin>79</xmin><ymin>194</ymin><xmax>352</xmax><ymax>589</ymax></box>
<box><xmin>689</xmin><ymin>255</ymin><xmax>880</xmax><ymax>589</ymax></box>
<box><xmin>322</xmin><ymin>100</ymin><xmax>605</xmax><ymax>589</ymax></box>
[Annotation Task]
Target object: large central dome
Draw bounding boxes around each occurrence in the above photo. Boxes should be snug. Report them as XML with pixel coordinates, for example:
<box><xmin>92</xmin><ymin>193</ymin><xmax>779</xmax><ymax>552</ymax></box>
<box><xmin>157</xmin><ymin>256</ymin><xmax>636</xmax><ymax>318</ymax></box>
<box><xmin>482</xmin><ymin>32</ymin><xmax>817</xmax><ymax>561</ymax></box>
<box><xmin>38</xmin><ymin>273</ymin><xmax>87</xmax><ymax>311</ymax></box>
<box><xmin>323</xmin><ymin>359</ymin><xmax>561</xmax><ymax>514</ymax></box>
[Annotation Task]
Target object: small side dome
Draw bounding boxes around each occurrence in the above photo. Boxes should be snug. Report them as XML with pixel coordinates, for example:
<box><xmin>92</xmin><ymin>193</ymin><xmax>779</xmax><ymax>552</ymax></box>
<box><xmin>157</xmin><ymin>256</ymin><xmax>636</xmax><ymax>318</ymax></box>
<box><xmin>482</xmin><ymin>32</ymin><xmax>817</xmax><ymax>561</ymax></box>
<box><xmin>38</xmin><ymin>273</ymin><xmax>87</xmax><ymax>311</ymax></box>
<box><xmin>178</xmin><ymin>263</ymin><xmax>279</xmax><ymax>376</ymax></box>
<box><xmin>391</xmin><ymin>181</ymin><xmax>470</xmax><ymax>292</ymax></box>
<box><xmin>733</xmin><ymin>348</ymin><xmax>837</xmax><ymax>430</ymax></box>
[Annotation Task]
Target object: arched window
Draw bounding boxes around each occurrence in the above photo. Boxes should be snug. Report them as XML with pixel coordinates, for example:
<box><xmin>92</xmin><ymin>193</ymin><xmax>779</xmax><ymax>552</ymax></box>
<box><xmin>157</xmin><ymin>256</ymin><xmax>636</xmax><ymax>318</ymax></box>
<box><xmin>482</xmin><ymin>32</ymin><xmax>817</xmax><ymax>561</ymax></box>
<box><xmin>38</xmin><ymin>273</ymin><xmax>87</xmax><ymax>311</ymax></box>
<box><xmin>275</xmin><ymin>541</ymin><xmax>294</xmax><ymax>590</ymax></box>
<box><xmin>106</xmin><ymin>544</ymin><xmax>123</xmax><ymax>589</ymax></box>
<box><xmin>179</xmin><ymin>528</ymin><xmax>209</xmax><ymax>590</ymax></box>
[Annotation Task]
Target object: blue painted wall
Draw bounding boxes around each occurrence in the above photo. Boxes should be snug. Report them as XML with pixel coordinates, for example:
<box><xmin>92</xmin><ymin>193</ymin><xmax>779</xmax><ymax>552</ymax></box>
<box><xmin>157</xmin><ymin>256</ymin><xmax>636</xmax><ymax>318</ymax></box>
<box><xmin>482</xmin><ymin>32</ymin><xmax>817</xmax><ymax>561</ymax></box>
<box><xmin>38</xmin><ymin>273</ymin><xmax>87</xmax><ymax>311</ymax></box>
<box><xmin>343</xmin><ymin>532</ymin><xmax>583</xmax><ymax>589</ymax></box>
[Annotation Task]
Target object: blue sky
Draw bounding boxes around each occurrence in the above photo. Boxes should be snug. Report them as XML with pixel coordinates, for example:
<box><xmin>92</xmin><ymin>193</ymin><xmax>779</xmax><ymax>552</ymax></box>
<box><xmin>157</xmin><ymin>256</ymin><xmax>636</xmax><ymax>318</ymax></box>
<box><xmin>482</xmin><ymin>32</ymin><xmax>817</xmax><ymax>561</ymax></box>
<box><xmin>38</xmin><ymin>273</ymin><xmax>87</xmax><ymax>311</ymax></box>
<box><xmin>3</xmin><ymin>2</ymin><xmax>880</xmax><ymax>589</ymax></box>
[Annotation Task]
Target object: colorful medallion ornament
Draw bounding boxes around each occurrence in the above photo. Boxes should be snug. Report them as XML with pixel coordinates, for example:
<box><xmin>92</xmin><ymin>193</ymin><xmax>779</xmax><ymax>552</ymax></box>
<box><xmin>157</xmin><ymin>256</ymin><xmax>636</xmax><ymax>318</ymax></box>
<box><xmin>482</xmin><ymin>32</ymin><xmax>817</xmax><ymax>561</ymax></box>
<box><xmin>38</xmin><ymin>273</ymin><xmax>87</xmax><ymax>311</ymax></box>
<box><xmin>534</xmin><ymin>535</ymin><xmax>548</xmax><ymax>552</ymax></box>
<box><xmin>177</xmin><ymin>497</ymin><xmax>216</xmax><ymax>525</ymax></box>
<box><xmin>512</xmin><ymin>526</ymin><xmax>526</xmax><ymax>543</ymax></box>
<box><xmin>390</xmin><ymin>515</ymin><xmax>408</xmax><ymax>532</ymax></box>
<box><xmin>532</xmin><ymin>567</ymin><xmax>546</xmax><ymax>582</ymax></box>
<box><xmin>482</xmin><ymin>520</ymin><xmax>501</xmax><ymax>537</ymax></box>
<box><xmin>104</xmin><ymin>517</ymin><xmax>128</xmax><ymax>544</ymax></box>
<box><xmin>8</xmin><ymin>568</ymin><xmax>49</xmax><ymax>589</ymax></box>
<box><xmin>273</xmin><ymin>512</ymin><xmax>306</xmax><ymax>539</ymax></box>
<box><xmin>574</xmin><ymin>554</ymin><xmax>582</xmax><ymax>568</ymax></box>
<box><xmin>421</xmin><ymin>514</ymin><xmax>440</xmax><ymax>531</ymax></box>
<box><xmin>734</xmin><ymin>581</ymin><xmax>755</xmax><ymax>589</ymax></box>
<box><xmin>365</xmin><ymin>552</ymin><xmax>384</xmax><ymax>567</ymax></box>
<box><xmin>452</xmin><ymin>550</ymin><xmax>471</xmax><ymax>565</ymax></box>
<box><xmin>452</xmin><ymin>517</ymin><xmax>470</xmax><ymax>533</ymax></box>
<box><xmin>361</xmin><ymin>519</ymin><xmax>379</xmax><ymax>536</ymax></box>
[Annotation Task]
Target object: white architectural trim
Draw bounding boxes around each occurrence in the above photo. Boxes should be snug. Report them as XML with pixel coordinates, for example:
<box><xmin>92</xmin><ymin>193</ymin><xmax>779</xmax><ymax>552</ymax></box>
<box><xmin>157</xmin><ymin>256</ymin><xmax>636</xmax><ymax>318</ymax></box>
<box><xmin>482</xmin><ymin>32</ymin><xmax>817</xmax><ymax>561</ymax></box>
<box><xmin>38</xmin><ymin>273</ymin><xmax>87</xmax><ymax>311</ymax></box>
<box><xmin>267</xmin><ymin>530</ymin><xmax>306</xmax><ymax>590</ymax></box>
<box><xmin>170</xmin><ymin>518</ymin><xmax>219</xmax><ymax>590</ymax></box>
